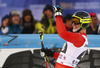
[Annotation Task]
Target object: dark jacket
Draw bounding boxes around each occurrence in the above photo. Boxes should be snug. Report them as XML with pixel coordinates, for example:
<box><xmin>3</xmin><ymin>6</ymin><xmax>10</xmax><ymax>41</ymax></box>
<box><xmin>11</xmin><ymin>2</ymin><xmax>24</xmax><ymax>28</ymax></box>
<box><xmin>0</xmin><ymin>30</ymin><xmax>2</xmax><ymax>33</ymax></box>
<box><xmin>8</xmin><ymin>24</ymin><xmax>22</xmax><ymax>34</ymax></box>
<box><xmin>21</xmin><ymin>22</ymin><xmax>35</xmax><ymax>34</ymax></box>
<box><xmin>21</xmin><ymin>9</ymin><xmax>37</xmax><ymax>34</ymax></box>
<box><xmin>86</xmin><ymin>25</ymin><xmax>98</xmax><ymax>34</ymax></box>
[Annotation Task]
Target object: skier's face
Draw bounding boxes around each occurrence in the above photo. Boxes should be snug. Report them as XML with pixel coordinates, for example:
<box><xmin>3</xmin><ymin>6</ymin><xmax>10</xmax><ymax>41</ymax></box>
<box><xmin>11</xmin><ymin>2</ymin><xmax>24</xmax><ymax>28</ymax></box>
<box><xmin>72</xmin><ymin>23</ymin><xmax>80</xmax><ymax>28</ymax></box>
<box><xmin>72</xmin><ymin>23</ymin><xmax>81</xmax><ymax>32</ymax></box>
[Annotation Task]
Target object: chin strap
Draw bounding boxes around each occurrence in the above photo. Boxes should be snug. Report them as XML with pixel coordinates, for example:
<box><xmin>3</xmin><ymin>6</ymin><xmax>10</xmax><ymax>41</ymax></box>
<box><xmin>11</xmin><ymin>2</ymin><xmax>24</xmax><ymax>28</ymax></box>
<box><xmin>77</xmin><ymin>27</ymin><xmax>82</xmax><ymax>33</ymax></box>
<box><xmin>72</xmin><ymin>27</ymin><xmax>82</xmax><ymax>33</ymax></box>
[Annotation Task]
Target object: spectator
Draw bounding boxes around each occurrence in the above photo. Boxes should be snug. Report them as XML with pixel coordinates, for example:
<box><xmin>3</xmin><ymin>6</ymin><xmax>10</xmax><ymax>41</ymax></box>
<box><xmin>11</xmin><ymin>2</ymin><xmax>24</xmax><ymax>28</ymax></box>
<box><xmin>63</xmin><ymin>14</ymin><xmax>72</xmax><ymax>31</ymax></box>
<box><xmin>8</xmin><ymin>10</ymin><xmax>22</xmax><ymax>34</ymax></box>
<box><xmin>21</xmin><ymin>9</ymin><xmax>37</xmax><ymax>34</ymax></box>
<box><xmin>35</xmin><ymin>5</ymin><xmax>57</xmax><ymax>34</ymax></box>
<box><xmin>0</xmin><ymin>15</ymin><xmax>10</xmax><ymax>34</ymax></box>
<box><xmin>86</xmin><ymin>12</ymin><xmax>98</xmax><ymax>34</ymax></box>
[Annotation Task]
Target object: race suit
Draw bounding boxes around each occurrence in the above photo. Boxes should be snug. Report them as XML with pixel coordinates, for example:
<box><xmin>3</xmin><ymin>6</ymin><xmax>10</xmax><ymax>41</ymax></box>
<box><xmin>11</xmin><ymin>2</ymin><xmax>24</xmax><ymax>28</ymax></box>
<box><xmin>53</xmin><ymin>16</ymin><xmax>88</xmax><ymax>68</ymax></box>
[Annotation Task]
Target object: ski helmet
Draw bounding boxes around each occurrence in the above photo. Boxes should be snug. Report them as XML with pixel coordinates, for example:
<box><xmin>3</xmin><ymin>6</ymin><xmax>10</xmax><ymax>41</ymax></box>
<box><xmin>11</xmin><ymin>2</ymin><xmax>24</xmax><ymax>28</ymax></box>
<box><xmin>72</xmin><ymin>11</ymin><xmax>92</xmax><ymax>28</ymax></box>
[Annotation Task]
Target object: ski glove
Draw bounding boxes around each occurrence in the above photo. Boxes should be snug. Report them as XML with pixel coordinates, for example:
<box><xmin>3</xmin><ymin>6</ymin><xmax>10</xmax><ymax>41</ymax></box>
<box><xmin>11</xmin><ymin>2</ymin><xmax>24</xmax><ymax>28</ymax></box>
<box><xmin>41</xmin><ymin>48</ymin><xmax>54</xmax><ymax>57</ymax></box>
<box><xmin>53</xmin><ymin>5</ymin><xmax>63</xmax><ymax>17</ymax></box>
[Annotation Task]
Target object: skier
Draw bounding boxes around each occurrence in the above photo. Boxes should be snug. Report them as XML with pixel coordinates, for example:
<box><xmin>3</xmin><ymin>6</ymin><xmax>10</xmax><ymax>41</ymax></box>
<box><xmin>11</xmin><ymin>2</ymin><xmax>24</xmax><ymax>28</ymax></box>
<box><xmin>41</xmin><ymin>6</ymin><xmax>91</xmax><ymax>68</ymax></box>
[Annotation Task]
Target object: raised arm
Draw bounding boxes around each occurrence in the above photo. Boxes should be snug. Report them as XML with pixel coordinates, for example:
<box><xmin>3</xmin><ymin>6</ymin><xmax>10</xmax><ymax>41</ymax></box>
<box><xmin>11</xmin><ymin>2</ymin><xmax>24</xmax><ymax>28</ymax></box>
<box><xmin>56</xmin><ymin>16</ymin><xmax>85</xmax><ymax>47</ymax></box>
<box><xmin>53</xmin><ymin>6</ymin><xmax>85</xmax><ymax>47</ymax></box>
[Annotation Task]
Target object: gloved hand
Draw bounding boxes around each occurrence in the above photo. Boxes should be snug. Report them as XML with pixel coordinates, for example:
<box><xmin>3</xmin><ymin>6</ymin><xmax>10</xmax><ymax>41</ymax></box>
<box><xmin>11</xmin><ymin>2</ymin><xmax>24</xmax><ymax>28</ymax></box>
<box><xmin>53</xmin><ymin>5</ymin><xmax>63</xmax><ymax>17</ymax></box>
<box><xmin>41</xmin><ymin>48</ymin><xmax>54</xmax><ymax>57</ymax></box>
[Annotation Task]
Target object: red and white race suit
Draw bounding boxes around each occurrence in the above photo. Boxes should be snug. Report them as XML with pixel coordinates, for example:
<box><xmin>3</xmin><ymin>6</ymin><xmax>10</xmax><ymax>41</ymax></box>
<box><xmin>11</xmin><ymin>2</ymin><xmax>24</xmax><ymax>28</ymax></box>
<box><xmin>53</xmin><ymin>16</ymin><xmax>88</xmax><ymax>68</ymax></box>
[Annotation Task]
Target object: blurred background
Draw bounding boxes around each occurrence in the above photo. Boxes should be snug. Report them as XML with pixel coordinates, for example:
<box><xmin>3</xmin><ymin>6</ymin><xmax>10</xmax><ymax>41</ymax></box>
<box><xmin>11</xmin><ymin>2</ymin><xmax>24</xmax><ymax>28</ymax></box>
<box><xmin>0</xmin><ymin>0</ymin><xmax>100</xmax><ymax>34</ymax></box>
<box><xmin>0</xmin><ymin>0</ymin><xmax>100</xmax><ymax>21</ymax></box>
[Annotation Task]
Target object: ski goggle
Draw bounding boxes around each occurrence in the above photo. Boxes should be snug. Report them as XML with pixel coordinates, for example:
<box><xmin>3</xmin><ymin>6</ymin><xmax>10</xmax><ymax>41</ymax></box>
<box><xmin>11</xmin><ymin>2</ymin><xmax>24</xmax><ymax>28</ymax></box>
<box><xmin>72</xmin><ymin>15</ymin><xmax>92</xmax><ymax>28</ymax></box>
<box><xmin>72</xmin><ymin>17</ymin><xmax>80</xmax><ymax>25</ymax></box>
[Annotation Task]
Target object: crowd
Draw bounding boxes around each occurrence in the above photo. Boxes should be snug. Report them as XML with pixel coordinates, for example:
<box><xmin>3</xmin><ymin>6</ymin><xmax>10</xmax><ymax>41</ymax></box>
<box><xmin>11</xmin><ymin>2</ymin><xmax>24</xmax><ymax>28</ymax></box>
<box><xmin>0</xmin><ymin>4</ymin><xmax>100</xmax><ymax>34</ymax></box>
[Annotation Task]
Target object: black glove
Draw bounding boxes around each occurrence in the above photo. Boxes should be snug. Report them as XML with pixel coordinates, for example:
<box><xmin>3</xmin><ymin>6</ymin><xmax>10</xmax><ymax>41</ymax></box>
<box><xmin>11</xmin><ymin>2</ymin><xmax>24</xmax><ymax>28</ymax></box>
<box><xmin>53</xmin><ymin>5</ymin><xmax>63</xmax><ymax>17</ymax></box>
<box><xmin>41</xmin><ymin>48</ymin><xmax>54</xmax><ymax>57</ymax></box>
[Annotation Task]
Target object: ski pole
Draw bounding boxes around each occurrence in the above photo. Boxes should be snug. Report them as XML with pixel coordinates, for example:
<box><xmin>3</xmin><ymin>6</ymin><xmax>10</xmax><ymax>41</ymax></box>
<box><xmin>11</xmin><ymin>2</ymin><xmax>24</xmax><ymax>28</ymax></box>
<box><xmin>39</xmin><ymin>30</ymin><xmax>52</xmax><ymax>68</ymax></box>
<box><xmin>39</xmin><ymin>31</ymin><xmax>48</xmax><ymax>68</ymax></box>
